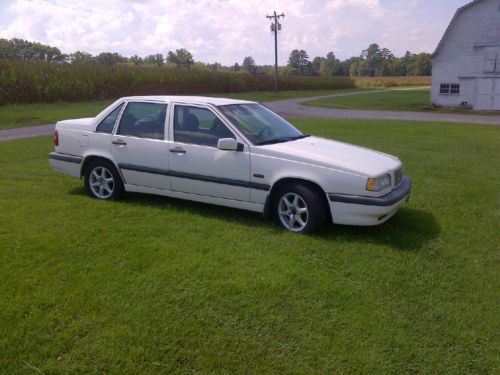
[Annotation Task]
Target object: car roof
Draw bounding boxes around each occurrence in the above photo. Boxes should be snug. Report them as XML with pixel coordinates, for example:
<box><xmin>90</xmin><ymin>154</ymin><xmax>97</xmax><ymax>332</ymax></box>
<box><xmin>121</xmin><ymin>95</ymin><xmax>256</xmax><ymax>106</ymax></box>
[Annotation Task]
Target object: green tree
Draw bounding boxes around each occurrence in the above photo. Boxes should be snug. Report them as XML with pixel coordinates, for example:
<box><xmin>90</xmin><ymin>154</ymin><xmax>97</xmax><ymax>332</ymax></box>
<box><xmin>0</xmin><ymin>38</ymin><xmax>65</xmax><ymax>62</ymax></box>
<box><xmin>407</xmin><ymin>53</ymin><xmax>432</xmax><ymax>76</ymax></box>
<box><xmin>312</xmin><ymin>56</ymin><xmax>325</xmax><ymax>74</ymax></box>
<box><xmin>130</xmin><ymin>55</ymin><xmax>143</xmax><ymax>66</ymax></box>
<box><xmin>70</xmin><ymin>51</ymin><xmax>94</xmax><ymax>64</ymax></box>
<box><xmin>192</xmin><ymin>62</ymin><xmax>208</xmax><ymax>70</ymax></box>
<box><xmin>318</xmin><ymin>52</ymin><xmax>342</xmax><ymax>76</ymax></box>
<box><xmin>360</xmin><ymin>43</ymin><xmax>381</xmax><ymax>76</ymax></box>
<box><xmin>348</xmin><ymin>58</ymin><xmax>361</xmax><ymax>76</ymax></box>
<box><xmin>208</xmin><ymin>62</ymin><xmax>222</xmax><ymax>72</ymax></box>
<box><xmin>95</xmin><ymin>52</ymin><xmax>126</xmax><ymax>65</ymax></box>
<box><xmin>242</xmin><ymin>56</ymin><xmax>256</xmax><ymax>74</ymax></box>
<box><xmin>144</xmin><ymin>54</ymin><xmax>164</xmax><ymax>67</ymax></box>
<box><xmin>166</xmin><ymin>49</ymin><xmax>194</xmax><ymax>68</ymax></box>
<box><xmin>287</xmin><ymin>49</ymin><xmax>310</xmax><ymax>75</ymax></box>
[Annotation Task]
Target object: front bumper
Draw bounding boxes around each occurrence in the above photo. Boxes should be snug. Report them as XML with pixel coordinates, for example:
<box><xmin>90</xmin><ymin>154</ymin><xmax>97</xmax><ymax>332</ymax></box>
<box><xmin>328</xmin><ymin>176</ymin><xmax>411</xmax><ymax>226</ymax></box>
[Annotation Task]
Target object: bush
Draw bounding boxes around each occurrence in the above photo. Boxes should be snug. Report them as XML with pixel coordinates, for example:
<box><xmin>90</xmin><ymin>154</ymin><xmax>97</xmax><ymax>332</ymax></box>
<box><xmin>0</xmin><ymin>60</ymin><xmax>355</xmax><ymax>103</ymax></box>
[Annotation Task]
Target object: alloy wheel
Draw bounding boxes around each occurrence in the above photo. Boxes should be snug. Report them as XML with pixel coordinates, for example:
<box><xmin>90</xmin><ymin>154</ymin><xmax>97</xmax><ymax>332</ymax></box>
<box><xmin>278</xmin><ymin>192</ymin><xmax>309</xmax><ymax>232</ymax></box>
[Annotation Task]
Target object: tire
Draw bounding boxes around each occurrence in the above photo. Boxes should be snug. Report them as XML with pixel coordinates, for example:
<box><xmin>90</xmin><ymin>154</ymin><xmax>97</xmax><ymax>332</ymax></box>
<box><xmin>274</xmin><ymin>183</ymin><xmax>327</xmax><ymax>234</ymax></box>
<box><xmin>84</xmin><ymin>159</ymin><xmax>124</xmax><ymax>200</ymax></box>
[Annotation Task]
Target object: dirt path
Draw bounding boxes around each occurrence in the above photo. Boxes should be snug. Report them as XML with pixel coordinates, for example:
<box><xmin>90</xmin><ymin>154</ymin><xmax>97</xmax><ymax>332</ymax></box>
<box><xmin>0</xmin><ymin>124</ymin><xmax>55</xmax><ymax>142</ymax></box>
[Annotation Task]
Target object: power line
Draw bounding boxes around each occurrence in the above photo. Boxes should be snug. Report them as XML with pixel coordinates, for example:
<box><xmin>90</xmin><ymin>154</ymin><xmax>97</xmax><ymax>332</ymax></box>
<box><xmin>266</xmin><ymin>11</ymin><xmax>284</xmax><ymax>92</ymax></box>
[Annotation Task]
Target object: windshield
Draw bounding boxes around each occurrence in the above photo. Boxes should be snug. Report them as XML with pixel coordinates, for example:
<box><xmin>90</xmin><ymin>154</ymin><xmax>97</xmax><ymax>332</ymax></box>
<box><xmin>217</xmin><ymin>103</ymin><xmax>307</xmax><ymax>145</ymax></box>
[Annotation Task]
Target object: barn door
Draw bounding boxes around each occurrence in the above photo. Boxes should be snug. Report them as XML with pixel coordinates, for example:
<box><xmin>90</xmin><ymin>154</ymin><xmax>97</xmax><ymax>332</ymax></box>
<box><xmin>494</xmin><ymin>79</ymin><xmax>500</xmax><ymax>111</ymax></box>
<box><xmin>476</xmin><ymin>79</ymin><xmax>499</xmax><ymax>111</ymax></box>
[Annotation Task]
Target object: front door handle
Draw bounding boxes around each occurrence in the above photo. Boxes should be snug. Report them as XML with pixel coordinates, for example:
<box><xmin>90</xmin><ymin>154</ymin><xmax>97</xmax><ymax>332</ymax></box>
<box><xmin>112</xmin><ymin>139</ymin><xmax>127</xmax><ymax>146</ymax></box>
<box><xmin>170</xmin><ymin>147</ymin><xmax>186</xmax><ymax>154</ymax></box>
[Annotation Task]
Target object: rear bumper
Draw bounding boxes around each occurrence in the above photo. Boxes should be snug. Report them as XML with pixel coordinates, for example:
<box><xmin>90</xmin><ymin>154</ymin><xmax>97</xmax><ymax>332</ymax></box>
<box><xmin>49</xmin><ymin>152</ymin><xmax>82</xmax><ymax>178</ymax></box>
<box><xmin>328</xmin><ymin>177</ymin><xmax>411</xmax><ymax>226</ymax></box>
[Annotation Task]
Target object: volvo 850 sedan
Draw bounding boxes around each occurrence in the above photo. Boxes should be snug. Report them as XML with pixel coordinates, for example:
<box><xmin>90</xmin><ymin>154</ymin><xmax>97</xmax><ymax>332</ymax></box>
<box><xmin>49</xmin><ymin>96</ymin><xmax>411</xmax><ymax>233</ymax></box>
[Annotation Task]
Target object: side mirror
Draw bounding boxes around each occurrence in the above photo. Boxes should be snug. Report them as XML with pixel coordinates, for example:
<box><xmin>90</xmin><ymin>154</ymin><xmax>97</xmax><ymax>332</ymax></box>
<box><xmin>217</xmin><ymin>138</ymin><xmax>243</xmax><ymax>151</ymax></box>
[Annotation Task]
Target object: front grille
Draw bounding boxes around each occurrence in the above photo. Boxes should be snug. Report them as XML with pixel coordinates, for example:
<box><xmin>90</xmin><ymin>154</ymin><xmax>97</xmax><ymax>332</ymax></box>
<box><xmin>394</xmin><ymin>167</ymin><xmax>403</xmax><ymax>187</ymax></box>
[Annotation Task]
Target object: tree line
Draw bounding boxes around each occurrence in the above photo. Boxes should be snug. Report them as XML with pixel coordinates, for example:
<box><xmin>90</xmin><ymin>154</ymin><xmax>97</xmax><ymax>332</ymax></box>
<box><xmin>0</xmin><ymin>38</ymin><xmax>431</xmax><ymax>77</ymax></box>
<box><xmin>285</xmin><ymin>44</ymin><xmax>431</xmax><ymax>77</ymax></box>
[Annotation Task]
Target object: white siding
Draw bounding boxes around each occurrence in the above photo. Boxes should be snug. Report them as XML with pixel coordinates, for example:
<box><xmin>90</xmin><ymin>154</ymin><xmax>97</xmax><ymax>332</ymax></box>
<box><xmin>431</xmin><ymin>0</ymin><xmax>500</xmax><ymax>110</ymax></box>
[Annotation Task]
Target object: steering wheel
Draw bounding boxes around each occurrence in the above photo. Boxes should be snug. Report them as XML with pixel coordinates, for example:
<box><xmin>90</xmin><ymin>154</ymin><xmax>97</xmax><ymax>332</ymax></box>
<box><xmin>257</xmin><ymin>127</ymin><xmax>273</xmax><ymax>140</ymax></box>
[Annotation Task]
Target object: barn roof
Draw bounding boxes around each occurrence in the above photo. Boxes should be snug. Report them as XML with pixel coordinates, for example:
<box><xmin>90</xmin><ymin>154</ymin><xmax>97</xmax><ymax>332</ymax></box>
<box><xmin>431</xmin><ymin>0</ymin><xmax>488</xmax><ymax>58</ymax></box>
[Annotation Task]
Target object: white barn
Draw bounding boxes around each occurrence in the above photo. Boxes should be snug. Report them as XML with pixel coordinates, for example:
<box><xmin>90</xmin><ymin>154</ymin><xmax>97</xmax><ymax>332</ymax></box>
<box><xmin>431</xmin><ymin>0</ymin><xmax>500</xmax><ymax>111</ymax></box>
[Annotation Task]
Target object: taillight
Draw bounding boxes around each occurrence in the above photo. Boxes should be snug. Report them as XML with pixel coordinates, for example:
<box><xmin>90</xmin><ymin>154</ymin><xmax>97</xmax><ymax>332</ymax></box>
<box><xmin>54</xmin><ymin>130</ymin><xmax>59</xmax><ymax>146</ymax></box>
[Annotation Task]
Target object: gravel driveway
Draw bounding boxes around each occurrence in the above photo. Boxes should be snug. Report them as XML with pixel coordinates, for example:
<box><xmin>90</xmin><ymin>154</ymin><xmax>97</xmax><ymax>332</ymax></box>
<box><xmin>1</xmin><ymin>90</ymin><xmax>498</xmax><ymax>142</ymax></box>
<box><xmin>266</xmin><ymin>89</ymin><xmax>500</xmax><ymax>126</ymax></box>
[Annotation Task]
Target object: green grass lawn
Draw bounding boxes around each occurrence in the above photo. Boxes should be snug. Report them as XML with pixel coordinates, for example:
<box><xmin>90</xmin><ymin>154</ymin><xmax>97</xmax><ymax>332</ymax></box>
<box><xmin>0</xmin><ymin>88</ymin><xmax>369</xmax><ymax>131</ymax></box>
<box><xmin>212</xmin><ymin>87</ymin><xmax>372</xmax><ymax>102</ymax></box>
<box><xmin>0</xmin><ymin>100</ymin><xmax>113</xmax><ymax>131</ymax></box>
<box><xmin>304</xmin><ymin>89</ymin><xmax>500</xmax><ymax>116</ymax></box>
<box><xmin>305</xmin><ymin>89</ymin><xmax>430</xmax><ymax>111</ymax></box>
<box><xmin>1</xmin><ymin>118</ymin><xmax>499</xmax><ymax>374</ymax></box>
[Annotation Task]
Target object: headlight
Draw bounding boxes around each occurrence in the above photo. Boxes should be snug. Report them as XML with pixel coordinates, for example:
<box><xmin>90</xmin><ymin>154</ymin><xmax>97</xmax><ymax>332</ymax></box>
<box><xmin>366</xmin><ymin>174</ymin><xmax>391</xmax><ymax>192</ymax></box>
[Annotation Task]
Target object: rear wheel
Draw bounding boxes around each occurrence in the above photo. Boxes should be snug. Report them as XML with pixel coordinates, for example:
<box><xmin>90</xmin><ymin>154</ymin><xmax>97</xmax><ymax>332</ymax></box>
<box><xmin>274</xmin><ymin>184</ymin><xmax>327</xmax><ymax>234</ymax></box>
<box><xmin>84</xmin><ymin>160</ymin><xmax>124</xmax><ymax>200</ymax></box>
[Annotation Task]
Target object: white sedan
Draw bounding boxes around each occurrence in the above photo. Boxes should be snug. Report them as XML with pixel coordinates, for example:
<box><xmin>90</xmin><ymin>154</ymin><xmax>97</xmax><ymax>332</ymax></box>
<box><xmin>49</xmin><ymin>96</ymin><xmax>411</xmax><ymax>233</ymax></box>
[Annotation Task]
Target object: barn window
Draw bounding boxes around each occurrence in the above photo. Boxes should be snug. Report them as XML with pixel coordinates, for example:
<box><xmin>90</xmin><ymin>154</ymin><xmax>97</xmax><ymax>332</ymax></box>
<box><xmin>450</xmin><ymin>84</ymin><xmax>460</xmax><ymax>94</ymax></box>
<box><xmin>440</xmin><ymin>84</ymin><xmax>450</xmax><ymax>94</ymax></box>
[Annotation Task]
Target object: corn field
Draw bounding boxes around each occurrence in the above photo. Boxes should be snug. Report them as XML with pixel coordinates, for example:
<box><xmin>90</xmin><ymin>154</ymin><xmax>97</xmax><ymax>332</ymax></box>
<box><xmin>0</xmin><ymin>61</ymin><xmax>355</xmax><ymax>103</ymax></box>
<box><xmin>353</xmin><ymin>76</ymin><xmax>431</xmax><ymax>88</ymax></box>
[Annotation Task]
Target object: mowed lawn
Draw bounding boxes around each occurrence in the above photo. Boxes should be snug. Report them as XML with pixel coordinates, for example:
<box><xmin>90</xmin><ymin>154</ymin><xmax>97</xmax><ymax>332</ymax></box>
<box><xmin>305</xmin><ymin>89</ymin><xmax>430</xmax><ymax>111</ymax></box>
<box><xmin>0</xmin><ymin>118</ymin><xmax>498</xmax><ymax>374</ymax></box>
<box><xmin>304</xmin><ymin>88</ymin><xmax>500</xmax><ymax>116</ymax></box>
<box><xmin>0</xmin><ymin>88</ymin><xmax>369</xmax><ymax>131</ymax></box>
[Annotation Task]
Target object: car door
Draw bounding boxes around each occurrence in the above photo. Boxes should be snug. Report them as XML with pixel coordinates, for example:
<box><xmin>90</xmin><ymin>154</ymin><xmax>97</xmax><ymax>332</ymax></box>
<box><xmin>168</xmin><ymin>103</ymin><xmax>251</xmax><ymax>202</ymax></box>
<box><xmin>111</xmin><ymin>101</ymin><xmax>171</xmax><ymax>190</ymax></box>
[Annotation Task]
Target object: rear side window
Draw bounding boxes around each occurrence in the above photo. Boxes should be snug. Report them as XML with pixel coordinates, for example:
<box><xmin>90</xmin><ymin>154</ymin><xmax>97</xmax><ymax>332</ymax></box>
<box><xmin>96</xmin><ymin>103</ymin><xmax>124</xmax><ymax>133</ymax></box>
<box><xmin>117</xmin><ymin>102</ymin><xmax>167</xmax><ymax>140</ymax></box>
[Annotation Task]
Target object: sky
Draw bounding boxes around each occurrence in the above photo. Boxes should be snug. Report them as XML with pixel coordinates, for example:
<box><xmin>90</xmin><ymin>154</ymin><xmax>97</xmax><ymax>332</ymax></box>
<box><xmin>0</xmin><ymin>0</ymin><xmax>469</xmax><ymax>65</ymax></box>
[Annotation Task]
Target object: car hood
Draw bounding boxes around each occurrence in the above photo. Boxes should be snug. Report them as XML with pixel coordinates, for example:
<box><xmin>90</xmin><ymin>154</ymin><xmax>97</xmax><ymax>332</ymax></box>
<box><xmin>255</xmin><ymin>136</ymin><xmax>401</xmax><ymax>176</ymax></box>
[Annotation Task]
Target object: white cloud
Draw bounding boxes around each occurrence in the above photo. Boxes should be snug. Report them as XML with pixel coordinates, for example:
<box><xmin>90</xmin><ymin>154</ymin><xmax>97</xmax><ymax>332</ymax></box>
<box><xmin>0</xmin><ymin>0</ymin><xmax>456</xmax><ymax>64</ymax></box>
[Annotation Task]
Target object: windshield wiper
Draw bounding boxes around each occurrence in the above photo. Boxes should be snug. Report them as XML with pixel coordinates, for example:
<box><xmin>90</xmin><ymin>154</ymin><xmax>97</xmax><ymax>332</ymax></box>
<box><xmin>257</xmin><ymin>137</ymin><xmax>293</xmax><ymax>146</ymax></box>
<box><xmin>256</xmin><ymin>134</ymin><xmax>310</xmax><ymax>146</ymax></box>
<box><xmin>293</xmin><ymin>134</ymin><xmax>310</xmax><ymax>140</ymax></box>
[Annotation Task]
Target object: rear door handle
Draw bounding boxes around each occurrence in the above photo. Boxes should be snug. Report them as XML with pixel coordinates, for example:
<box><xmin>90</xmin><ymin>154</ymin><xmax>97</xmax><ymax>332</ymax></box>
<box><xmin>170</xmin><ymin>147</ymin><xmax>186</xmax><ymax>154</ymax></box>
<box><xmin>112</xmin><ymin>139</ymin><xmax>127</xmax><ymax>146</ymax></box>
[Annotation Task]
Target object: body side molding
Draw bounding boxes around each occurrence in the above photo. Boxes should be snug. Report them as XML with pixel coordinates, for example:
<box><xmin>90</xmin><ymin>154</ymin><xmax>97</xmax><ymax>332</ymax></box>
<box><xmin>49</xmin><ymin>152</ymin><xmax>83</xmax><ymax>164</ymax></box>
<box><xmin>119</xmin><ymin>163</ymin><xmax>270</xmax><ymax>191</ymax></box>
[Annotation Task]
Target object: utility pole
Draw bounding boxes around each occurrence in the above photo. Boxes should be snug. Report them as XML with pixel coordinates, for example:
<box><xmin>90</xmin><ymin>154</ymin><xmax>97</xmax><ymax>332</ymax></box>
<box><xmin>266</xmin><ymin>11</ymin><xmax>284</xmax><ymax>92</ymax></box>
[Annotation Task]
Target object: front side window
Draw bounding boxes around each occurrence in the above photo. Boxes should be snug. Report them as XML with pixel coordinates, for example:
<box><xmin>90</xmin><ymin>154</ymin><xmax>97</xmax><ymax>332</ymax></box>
<box><xmin>173</xmin><ymin>105</ymin><xmax>235</xmax><ymax>147</ymax></box>
<box><xmin>117</xmin><ymin>102</ymin><xmax>167</xmax><ymax>140</ymax></box>
<box><xmin>440</xmin><ymin>84</ymin><xmax>450</xmax><ymax>94</ymax></box>
<box><xmin>450</xmin><ymin>84</ymin><xmax>460</xmax><ymax>94</ymax></box>
<box><xmin>218</xmin><ymin>103</ymin><xmax>305</xmax><ymax>145</ymax></box>
<box><xmin>96</xmin><ymin>103</ymin><xmax>124</xmax><ymax>133</ymax></box>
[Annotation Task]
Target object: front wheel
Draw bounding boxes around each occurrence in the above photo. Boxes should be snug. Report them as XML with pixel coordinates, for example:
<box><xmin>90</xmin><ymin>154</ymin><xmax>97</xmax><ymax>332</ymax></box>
<box><xmin>84</xmin><ymin>160</ymin><xmax>124</xmax><ymax>200</ymax></box>
<box><xmin>274</xmin><ymin>184</ymin><xmax>327</xmax><ymax>234</ymax></box>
